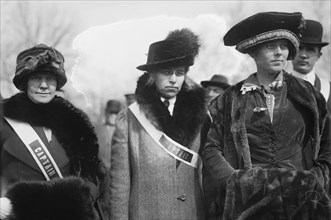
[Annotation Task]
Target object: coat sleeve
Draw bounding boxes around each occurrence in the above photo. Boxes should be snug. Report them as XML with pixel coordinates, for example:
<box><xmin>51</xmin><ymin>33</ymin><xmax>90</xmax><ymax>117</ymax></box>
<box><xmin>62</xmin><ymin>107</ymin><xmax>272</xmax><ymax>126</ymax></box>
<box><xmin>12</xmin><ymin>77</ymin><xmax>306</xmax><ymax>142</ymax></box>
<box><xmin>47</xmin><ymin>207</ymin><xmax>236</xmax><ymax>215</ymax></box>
<box><xmin>200</xmin><ymin>96</ymin><xmax>235</xmax><ymax>181</ymax></box>
<box><xmin>310</xmin><ymin>109</ymin><xmax>331</xmax><ymax>196</ymax></box>
<box><xmin>109</xmin><ymin>110</ymin><xmax>131</xmax><ymax>220</ymax></box>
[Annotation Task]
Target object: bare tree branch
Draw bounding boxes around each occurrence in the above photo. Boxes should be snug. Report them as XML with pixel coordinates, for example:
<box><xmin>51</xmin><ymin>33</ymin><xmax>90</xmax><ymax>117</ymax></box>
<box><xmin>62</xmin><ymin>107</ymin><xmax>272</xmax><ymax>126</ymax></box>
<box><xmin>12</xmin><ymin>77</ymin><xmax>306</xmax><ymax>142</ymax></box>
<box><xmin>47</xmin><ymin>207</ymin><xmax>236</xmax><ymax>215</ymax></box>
<box><xmin>1</xmin><ymin>1</ymin><xmax>79</xmax><ymax>98</ymax></box>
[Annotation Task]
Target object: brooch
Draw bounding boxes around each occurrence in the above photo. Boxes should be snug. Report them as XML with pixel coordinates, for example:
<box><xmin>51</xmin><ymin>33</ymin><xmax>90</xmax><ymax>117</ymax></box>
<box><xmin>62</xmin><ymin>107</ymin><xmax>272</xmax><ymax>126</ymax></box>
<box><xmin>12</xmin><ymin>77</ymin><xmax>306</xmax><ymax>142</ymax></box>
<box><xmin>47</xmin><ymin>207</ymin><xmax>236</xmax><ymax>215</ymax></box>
<box><xmin>253</xmin><ymin>107</ymin><xmax>268</xmax><ymax>112</ymax></box>
<box><xmin>240</xmin><ymin>84</ymin><xmax>260</xmax><ymax>95</ymax></box>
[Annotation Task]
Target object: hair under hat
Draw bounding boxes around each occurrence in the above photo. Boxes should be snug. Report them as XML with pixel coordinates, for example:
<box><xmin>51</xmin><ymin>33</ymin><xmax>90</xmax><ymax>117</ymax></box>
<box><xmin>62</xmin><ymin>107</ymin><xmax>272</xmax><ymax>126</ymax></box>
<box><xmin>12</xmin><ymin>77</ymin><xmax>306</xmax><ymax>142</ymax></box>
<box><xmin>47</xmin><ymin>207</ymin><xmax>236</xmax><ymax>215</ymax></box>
<box><xmin>13</xmin><ymin>43</ymin><xmax>67</xmax><ymax>91</ymax></box>
<box><xmin>223</xmin><ymin>12</ymin><xmax>305</xmax><ymax>60</ymax></box>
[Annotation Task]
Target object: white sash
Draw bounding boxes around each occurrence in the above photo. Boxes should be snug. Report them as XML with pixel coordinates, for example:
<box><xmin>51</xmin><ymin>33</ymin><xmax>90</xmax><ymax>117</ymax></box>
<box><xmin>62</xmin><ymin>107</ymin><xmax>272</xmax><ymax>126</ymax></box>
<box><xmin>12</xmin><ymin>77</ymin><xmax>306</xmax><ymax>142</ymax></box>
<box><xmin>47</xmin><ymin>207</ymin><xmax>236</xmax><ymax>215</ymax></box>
<box><xmin>4</xmin><ymin>117</ymin><xmax>63</xmax><ymax>181</ymax></box>
<box><xmin>129</xmin><ymin>102</ymin><xmax>202</xmax><ymax>169</ymax></box>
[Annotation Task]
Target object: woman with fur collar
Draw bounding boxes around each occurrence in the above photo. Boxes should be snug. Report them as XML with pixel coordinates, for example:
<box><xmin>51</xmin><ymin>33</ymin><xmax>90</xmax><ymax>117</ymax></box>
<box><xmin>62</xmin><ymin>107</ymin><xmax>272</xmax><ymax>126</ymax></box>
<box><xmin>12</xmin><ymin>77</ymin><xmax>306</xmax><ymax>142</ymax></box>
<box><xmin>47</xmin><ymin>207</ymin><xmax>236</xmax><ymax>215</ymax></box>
<box><xmin>109</xmin><ymin>29</ymin><xmax>209</xmax><ymax>219</ymax></box>
<box><xmin>201</xmin><ymin>12</ymin><xmax>331</xmax><ymax>219</ymax></box>
<box><xmin>0</xmin><ymin>44</ymin><xmax>108</xmax><ymax>220</ymax></box>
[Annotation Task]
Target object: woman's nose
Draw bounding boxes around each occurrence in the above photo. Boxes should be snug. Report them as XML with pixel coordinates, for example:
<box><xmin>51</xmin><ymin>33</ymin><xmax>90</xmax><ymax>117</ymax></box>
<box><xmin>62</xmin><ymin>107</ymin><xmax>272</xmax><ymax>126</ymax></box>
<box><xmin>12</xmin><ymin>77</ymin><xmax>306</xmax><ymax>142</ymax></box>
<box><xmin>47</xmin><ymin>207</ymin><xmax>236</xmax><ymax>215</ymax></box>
<box><xmin>275</xmin><ymin>46</ymin><xmax>282</xmax><ymax>54</ymax></box>
<box><xmin>40</xmin><ymin>80</ymin><xmax>48</xmax><ymax>88</ymax></box>
<box><xmin>169</xmin><ymin>73</ymin><xmax>177</xmax><ymax>83</ymax></box>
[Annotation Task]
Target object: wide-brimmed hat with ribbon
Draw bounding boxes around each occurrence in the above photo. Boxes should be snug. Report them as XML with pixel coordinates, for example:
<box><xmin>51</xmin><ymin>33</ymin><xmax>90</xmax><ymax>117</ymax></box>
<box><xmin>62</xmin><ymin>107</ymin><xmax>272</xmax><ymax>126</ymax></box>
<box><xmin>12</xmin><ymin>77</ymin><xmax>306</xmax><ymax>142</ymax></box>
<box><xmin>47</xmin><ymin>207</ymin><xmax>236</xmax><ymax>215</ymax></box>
<box><xmin>137</xmin><ymin>28</ymin><xmax>200</xmax><ymax>71</ymax></box>
<box><xmin>300</xmin><ymin>19</ymin><xmax>329</xmax><ymax>47</ymax></box>
<box><xmin>13</xmin><ymin>43</ymin><xmax>67</xmax><ymax>90</ymax></box>
<box><xmin>223</xmin><ymin>11</ymin><xmax>306</xmax><ymax>60</ymax></box>
<box><xmin>201</xmin><ymin>74</ymin><xmax>230</xmax><ymax>89</ymax></box>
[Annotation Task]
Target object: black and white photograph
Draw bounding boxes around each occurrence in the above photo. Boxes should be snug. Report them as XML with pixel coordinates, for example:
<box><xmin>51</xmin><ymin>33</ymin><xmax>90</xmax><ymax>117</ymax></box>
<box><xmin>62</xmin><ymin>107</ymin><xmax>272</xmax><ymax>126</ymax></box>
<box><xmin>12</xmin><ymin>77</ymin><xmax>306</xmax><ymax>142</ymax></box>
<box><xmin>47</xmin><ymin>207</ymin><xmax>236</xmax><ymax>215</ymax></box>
<box><xmin>1</xmin><ymin>1</ymin><xmax>331</xmax><ymax>219</ymax></box>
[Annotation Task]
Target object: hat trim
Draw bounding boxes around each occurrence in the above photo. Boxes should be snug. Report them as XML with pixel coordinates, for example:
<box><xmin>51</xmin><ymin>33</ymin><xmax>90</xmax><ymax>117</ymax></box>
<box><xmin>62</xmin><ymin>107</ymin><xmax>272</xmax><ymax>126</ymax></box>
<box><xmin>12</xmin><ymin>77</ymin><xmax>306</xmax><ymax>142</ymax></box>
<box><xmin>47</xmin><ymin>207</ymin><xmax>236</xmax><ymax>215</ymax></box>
<box><xmin>236</xmin><ymin>29</ymin><xmax>299</xmax><ymax>53</ymax></box>
<box><xmin>137</xmin><ymin>54</ymin><xmax>193</xmax><ymax>71</ymax></box>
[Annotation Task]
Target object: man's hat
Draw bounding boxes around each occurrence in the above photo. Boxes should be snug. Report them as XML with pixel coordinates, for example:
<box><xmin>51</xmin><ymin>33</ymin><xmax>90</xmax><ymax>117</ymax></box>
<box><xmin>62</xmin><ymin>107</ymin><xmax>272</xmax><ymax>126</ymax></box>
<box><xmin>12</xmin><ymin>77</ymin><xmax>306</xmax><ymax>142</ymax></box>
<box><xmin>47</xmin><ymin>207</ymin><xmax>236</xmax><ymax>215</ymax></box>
<box><xmin>106</xmin><ymin>100</ymin><xmax>122</xmax><ymax>114</ymax></box>
<box><xmin>13</xmin><ymin>43</ymin><xmax>67</xmax><ymax>90</ymax></box>
<box><xmin>300</xmin><ymin>19</ymin><xmax>329</xmax><ymax>47</ymax></box>
<box><xmin>124</xmin><ymin>93</ymin><xmax>136</xmax><ymax>106</ymax></box>
<box><xmin>201</xmin><ymin>74</ymin><xmax>230</xmax><ymax>89</ymax></box>
<box><xmin>137</xmin><ymin>28</ymin><xmax>200</xmax><ymax>71</ymax></box>
<box><xmin>223</xmin><ymin>12</ymin><xmax>305</xmax><ymax>60</ymax></box>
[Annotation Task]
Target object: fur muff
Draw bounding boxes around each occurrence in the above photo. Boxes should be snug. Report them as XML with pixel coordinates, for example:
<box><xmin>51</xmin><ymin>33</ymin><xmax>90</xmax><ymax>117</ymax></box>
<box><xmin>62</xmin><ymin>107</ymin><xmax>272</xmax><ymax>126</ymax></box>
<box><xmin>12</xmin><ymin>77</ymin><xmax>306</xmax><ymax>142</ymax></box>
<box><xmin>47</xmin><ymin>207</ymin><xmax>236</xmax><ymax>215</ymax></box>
<box><xmin>215</xmin><ymin>167</ymin><xmax>331</xmax><ymax>220</ymax></box>
<box><xmin>6</xmin><ymin>177</ymin><xmax>97</xmax><ymax>220</ymax></box>
<box><xmin>135</xmin><ymin>72</ymin><xmax>208</xmax><ymax>147</ymax></box>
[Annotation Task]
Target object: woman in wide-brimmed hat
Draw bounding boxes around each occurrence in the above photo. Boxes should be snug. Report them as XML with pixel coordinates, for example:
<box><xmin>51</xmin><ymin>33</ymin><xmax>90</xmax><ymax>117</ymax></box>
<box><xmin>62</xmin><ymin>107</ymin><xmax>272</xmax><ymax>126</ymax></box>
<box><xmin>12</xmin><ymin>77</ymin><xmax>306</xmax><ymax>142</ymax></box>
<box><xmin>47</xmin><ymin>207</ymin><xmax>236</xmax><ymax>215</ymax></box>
<box><xmin>201</xmin><ymin>12</ymin><xmax>331</xmax><ymax>219</ymax></box>
<box><xmin>0</xmin><ymin>44</ymin><xmax>109</xmax><ymax>220</ymax></box>
<box><xmin>109</xmin><ymin>28</ymin><xmax>209</xmax><ymax>220</ymax></box>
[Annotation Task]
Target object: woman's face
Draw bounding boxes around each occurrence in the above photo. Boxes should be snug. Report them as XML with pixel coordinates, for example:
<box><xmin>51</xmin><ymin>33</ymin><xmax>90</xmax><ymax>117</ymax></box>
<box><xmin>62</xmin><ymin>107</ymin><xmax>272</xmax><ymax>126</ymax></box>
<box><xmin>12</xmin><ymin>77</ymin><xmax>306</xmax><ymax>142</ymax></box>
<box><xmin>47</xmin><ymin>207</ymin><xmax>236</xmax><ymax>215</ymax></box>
<box><xmin>27</xmin><ymin>72</ymin><xmax>57</xmax><ymax>104</ymax></box>
<box><xmin>151</xmin><ymin>66</ymin><xmax>186</xmax><ymax>99</ymax></box>
<box><xmin>253</xmin><ymin>39</ymin><xmax>289</xmax><ymax>74</ymax></box>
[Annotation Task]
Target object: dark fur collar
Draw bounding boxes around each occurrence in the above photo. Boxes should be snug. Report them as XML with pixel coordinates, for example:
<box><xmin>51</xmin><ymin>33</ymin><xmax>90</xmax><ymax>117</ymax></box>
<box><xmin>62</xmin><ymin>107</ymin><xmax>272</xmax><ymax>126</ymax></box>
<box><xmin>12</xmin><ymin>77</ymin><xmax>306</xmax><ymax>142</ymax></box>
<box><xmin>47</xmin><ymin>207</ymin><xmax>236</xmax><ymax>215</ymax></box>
<box><xmin>135</xmin><ymin>73</ymin><xmax>208</xmax><ymax>146</ymax></box>
<box><xmin>2</xmin><ymin>93</ymin><xmax>104</xmax><ymax>183</ymax></box>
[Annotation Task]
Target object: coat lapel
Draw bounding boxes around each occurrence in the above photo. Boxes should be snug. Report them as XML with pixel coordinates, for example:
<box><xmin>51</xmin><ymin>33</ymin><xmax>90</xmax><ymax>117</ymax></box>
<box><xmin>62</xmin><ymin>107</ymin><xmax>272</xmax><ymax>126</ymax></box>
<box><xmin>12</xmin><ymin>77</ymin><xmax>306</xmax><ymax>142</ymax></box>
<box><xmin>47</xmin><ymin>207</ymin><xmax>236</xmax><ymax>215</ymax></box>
<box><xmin>285</xmin><ymin>73</ymin><xmax>322</xmax><ymax>159</ymax></box>
<box><xmin>3</xmin><ymin>123</ymin><xmax>70</xmax><ymax>175</ymax></box>
<box><xmin>229</xmin><ymin>86</ymin><xmax>252</xmax><ymax>169</ymax></box>
<box><xmin>3</xmin><ymin>130</ymin><xmax>42</xmax><ymax>173</ymax></box>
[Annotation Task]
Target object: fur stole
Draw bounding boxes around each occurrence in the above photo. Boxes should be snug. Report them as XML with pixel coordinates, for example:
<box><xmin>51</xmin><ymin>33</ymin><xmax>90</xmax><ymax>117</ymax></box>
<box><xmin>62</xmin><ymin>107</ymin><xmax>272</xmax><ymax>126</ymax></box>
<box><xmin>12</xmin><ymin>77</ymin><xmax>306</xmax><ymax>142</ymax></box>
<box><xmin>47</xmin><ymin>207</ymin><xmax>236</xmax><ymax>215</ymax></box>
<box><xmin>135</xmin><ymin>73</ymin><xmax>208</xmax><ymax>147</ymax></box>
<box><xmin>2</xmin><ymin>93</ymin><xmax>105</xmax><ymax>184</ymax></box>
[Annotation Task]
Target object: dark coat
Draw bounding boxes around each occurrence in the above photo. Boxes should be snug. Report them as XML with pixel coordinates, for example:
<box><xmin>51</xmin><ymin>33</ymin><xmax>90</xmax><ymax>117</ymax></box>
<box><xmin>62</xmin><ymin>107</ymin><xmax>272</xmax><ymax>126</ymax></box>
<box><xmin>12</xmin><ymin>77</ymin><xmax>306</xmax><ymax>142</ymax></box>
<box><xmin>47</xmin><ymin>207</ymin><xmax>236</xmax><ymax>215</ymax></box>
<box><xmin>109</xmin><ymin>73</ymin><xmax>209</xmax><ymax>220</ymax></box>
<box><xmin>201</xmin><ymin>72</ymin><xmax>331</xmax><ymax>219</ymax></box>
<box><xmin>0</xmin><ymin>93</ymin><xmax>109</xmax><ymax>220</ymax></box>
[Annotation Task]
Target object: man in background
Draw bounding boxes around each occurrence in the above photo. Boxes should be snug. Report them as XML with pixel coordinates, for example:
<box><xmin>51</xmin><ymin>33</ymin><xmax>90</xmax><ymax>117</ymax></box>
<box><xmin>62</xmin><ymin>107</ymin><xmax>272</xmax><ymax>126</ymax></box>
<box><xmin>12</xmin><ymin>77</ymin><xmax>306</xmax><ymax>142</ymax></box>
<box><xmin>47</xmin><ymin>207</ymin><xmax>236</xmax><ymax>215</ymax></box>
<box><xmin>96</xmin><ymin>99</ymin><xmax>122</xmax><ymax>168</ymax></box>
<box><xmin>291</xmin><ymin>19</ymin><xmax>330</xmax><ymax>112</ymax></box>
<box><xmin>201</xmin><ymin>74</ymin><xmax>230</xmax><ymax>103</ymax></box>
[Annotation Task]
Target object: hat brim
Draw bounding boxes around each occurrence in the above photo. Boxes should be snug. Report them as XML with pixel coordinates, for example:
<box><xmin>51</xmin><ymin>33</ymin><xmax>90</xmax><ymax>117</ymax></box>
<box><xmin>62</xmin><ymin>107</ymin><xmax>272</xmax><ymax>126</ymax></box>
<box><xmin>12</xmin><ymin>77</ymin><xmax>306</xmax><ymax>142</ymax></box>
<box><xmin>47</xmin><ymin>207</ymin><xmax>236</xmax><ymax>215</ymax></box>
<box><xmin>13</xmin><ymin>65</ymin><xmax>67</xmax><ymax>91</ymax></box>
<box><xmin>201</xmin><ymin>81</ymin><xmax>230</xmax><ymax>89</ymax></box>
<box><xmin>300</xmin><ymin>41</ymin><xmax>329</xmax><ymax>47</ymax></box>
<box><xmin>136</xmin><ymin>55</ymin><xmax>194</xmax><ymax>71</ymax></box>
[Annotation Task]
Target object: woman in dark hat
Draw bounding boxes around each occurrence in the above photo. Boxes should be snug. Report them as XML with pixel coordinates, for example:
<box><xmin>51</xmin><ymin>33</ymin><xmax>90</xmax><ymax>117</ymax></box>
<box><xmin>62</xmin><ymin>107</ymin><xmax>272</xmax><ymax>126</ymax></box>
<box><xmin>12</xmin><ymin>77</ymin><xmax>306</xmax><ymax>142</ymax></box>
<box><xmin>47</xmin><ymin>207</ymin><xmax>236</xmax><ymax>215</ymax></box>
<box><xmin>201</xmin><ymin>12</ymin><xmax>331</xmax><ymax>219</ymax></box>
<box><xmin>109</xmin><ymin>28</ymin><xmax>208</xmax><ymax>219</ymax></box>
<box><xmin>0</xmin><ymin>44</ymin><xmax>109</xmax><ymax>220</ymax></box>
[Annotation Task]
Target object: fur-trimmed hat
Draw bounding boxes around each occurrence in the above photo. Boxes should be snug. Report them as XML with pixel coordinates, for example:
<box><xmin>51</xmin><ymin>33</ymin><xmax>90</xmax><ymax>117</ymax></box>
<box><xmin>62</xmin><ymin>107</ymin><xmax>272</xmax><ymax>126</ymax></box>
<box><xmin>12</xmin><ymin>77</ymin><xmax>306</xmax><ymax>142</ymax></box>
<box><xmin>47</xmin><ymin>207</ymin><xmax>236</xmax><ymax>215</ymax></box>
<box><xmin>13</xmin><ymin>43</ymin><xmax>67</xmax><ymax>90</ymax></box>
<box><xmin>137</xmin><ymin>28</ymin><xmax>200</xmax><ymax>71</ymax></box>
<box><xmin>300</xmin><ymin>19</ymin><xmax>329</xmax><ymax>47</ymax></box>
<box><xmin>223</xmin><ymin>12</ymin><xmax>305</xmax><ymax>60</ymax></box>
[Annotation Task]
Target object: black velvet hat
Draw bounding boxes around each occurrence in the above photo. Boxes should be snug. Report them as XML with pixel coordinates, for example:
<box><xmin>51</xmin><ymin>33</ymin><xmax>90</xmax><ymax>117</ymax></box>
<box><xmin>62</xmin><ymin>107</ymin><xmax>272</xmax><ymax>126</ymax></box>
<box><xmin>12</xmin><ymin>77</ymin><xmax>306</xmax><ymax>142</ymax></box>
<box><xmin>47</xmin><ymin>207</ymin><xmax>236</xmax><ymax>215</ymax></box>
<box><xmin>137</xmin><ymin>28</ymin><xmax>200</xmax><ymax>71</ymax></box>
<box><xmin>223</xmin><ymin>12</ymin><xmax>305</xmax><ymax>60</ymax></box>
<box><xmin>201</xmin><ymin>74</ymin><xmax>230</xmax><ymax>89</ymax></box>
<box><xmin>13</xmin><ymin>43</ymin><xmax>67</xmax><ymax>90</ymax></box>
<box><xmin>300</xmin><ymin>19</ymin><xmax>329</xmax><ymax>47</ymax></box>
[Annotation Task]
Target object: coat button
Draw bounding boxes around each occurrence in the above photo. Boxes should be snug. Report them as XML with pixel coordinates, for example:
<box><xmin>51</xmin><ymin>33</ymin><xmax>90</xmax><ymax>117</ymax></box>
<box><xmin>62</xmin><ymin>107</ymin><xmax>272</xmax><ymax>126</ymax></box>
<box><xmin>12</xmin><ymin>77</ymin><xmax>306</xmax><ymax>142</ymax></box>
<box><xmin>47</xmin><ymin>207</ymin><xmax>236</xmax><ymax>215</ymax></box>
<box><xmin>177</xmin><ymin>194</ymin><xmax>186</xmax><ymax>201</ymax></box>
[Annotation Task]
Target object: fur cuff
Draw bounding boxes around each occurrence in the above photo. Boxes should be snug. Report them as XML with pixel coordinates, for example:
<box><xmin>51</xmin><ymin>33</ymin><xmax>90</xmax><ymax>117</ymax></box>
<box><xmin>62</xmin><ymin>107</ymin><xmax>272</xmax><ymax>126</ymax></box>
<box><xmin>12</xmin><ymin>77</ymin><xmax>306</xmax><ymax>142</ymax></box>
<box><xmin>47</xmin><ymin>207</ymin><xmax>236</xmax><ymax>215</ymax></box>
<box><xmin>6</xmin><ymin>177</ymin><xmax>97</xmax><ymax>220</ymax></box>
